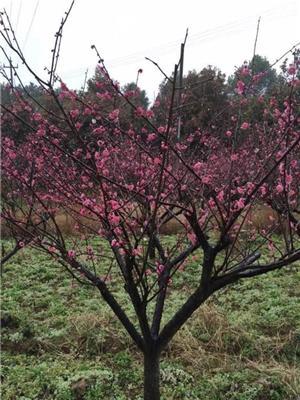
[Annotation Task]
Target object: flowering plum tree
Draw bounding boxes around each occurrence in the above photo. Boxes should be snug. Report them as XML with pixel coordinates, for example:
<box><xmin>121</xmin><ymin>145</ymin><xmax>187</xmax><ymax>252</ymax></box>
<box><xmin>1</xmin><ymin>6</ymin><xmax>300</xmax><ymax>399</ymax></box>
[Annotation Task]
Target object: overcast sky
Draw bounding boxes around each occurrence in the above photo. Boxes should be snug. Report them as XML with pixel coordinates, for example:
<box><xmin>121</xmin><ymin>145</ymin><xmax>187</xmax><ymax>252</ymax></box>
<box><xmin>1</xmin><ymin>0</ymin><xmax>299</xmax><ymax>102</ymax></box>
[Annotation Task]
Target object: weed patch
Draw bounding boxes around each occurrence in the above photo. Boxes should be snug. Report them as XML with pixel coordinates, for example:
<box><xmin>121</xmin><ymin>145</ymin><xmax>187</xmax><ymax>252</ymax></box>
<box><xmin>1</xmin><ymin>240</ymin><xmax>299</xmax><ymax>399</ymax></box>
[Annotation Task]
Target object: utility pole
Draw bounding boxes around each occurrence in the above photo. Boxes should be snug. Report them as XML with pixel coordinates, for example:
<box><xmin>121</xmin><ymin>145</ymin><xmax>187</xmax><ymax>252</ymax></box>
<box><xmin>81</xmin><ymin>67</ymin><xmax>89</xmax><ymax>93</ymax></box>
<box><xmin>3</xmin><ymin>57</ymin><xmax>18</xmax><ymax>92</ymax></box>
<box><xmin>177</xmin><ymin>43</ymin><xmax>184</xmax><ymax>140</ymax></box>
<box><xmin>177</xmin><ymin>29</ymin><xmax>188</xmax><ymax>140</ymax></box>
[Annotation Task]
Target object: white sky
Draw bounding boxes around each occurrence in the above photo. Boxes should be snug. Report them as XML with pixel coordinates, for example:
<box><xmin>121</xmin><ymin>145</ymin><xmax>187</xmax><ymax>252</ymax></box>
<box><xmin>1</xmin><ymin>0</ymin><xmax>300</xmax><ymax>102</ymax></box>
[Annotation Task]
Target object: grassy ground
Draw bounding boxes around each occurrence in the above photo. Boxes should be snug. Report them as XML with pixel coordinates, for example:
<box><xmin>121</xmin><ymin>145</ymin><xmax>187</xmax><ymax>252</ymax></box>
<box><xmin>1</xmin><ymin>237</ymin><xmax>300</xmax><ymax>400</ymax></box>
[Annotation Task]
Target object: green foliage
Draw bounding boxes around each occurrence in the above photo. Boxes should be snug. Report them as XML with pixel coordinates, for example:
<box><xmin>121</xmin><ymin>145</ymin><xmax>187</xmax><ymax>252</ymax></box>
<box><xmin>1</xmin><ymin>239</ymin><xmax>299</xmax><ymax>399</ymax></box>
<box><xmin>155</xmin><ymin>66</ymin><xmax>228</xmax><ymax>134</ymax></box>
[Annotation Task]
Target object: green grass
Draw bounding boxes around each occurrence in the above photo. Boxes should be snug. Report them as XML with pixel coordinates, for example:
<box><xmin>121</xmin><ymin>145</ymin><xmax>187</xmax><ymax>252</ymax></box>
<box><xmin>1</xmin><ymin>238</ymin><xmax>300</xmax><ymax>399</ymax></box>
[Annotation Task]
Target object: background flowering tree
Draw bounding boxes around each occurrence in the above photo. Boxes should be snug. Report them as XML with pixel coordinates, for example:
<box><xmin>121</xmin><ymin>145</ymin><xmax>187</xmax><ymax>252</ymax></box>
<box><xmin>1</xmin><ymin>5</ymin><xmax>300</xmax><ymax>399</ymax></box>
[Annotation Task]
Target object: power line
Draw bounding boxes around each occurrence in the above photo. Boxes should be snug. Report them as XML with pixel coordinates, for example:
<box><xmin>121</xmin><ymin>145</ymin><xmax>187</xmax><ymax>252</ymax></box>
<box><xmin>58</xmin><ymin>13</ymin><xmax>277</xmax><ymax>82</ymax></box>
<box><xmin>9</xmin><ymin>0</ymin><xmax>12</xmax><ymax>20</ymax></box>
<box><xmin>15</xmin><ymin>0</ymin><xmax>22</xmax><ymax>35</ymax></box>
<box><xmin>101</xmin><ymin>6</ymin><xmax>291</xmax><ymax>69</ymax></box>
<box><xmin>60</xmin><ymin>18</ymin><xmax>259</xmax><ymax>81</ymax></box>
<box><xmin>18</xmin><ymin>1</ymin><xmax>297</xmax><ymax>85</ymax></box>
<box><xmin>23</xmin><ymin>0</ymin><xmax>40</xmax><ymax>50</ymax></box>
<box><xmin>24</xmin><ymin>1</ymin><xmax>296</xmax><ymax>77</ymax></box>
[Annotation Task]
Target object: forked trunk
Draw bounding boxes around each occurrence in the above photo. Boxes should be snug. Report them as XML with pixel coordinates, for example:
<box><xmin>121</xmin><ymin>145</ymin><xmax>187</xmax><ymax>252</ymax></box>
<box><xmin>143</xmin><ymin>351</ymin><xmax>160</xmax><ymax>400</ymax></box>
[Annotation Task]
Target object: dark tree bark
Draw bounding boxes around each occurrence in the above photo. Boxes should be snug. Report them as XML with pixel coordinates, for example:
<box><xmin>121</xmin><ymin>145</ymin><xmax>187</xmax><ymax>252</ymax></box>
<box><xmin>149</xmin><ymin>242</ymin><xmax>156</xmax><ymax>260</ymax></box>
<box><xmin>143</xmin><ymin>351</ymin><xmax>160</xmax><ymax>400</ymax></box>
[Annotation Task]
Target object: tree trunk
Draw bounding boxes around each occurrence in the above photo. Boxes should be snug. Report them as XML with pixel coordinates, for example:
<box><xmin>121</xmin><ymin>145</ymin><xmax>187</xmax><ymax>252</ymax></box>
<box><xmin>149</xmin><ymin>241</ymin><xmax>156</xmax><ymax>259</ymax></box>
<box><xmin>144</xmin><ymin>351</ymin><xmax>160</xmax><ymax>400</ymax></box>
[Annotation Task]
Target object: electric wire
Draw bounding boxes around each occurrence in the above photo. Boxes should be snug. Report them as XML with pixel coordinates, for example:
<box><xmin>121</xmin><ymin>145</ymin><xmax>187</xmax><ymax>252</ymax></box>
<box><xmin>15</xmin><ymin>0</ymin><xmax>22</xmax><ymax>35</ymax></box>
<box><xmin>23</xmin><ymin>0</ymin><xmax>40</xmax><ymax>50</ymax></box>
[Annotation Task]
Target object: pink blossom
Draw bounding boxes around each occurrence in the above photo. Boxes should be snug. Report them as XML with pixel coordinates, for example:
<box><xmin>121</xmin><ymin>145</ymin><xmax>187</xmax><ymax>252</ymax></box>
<box><xmin>291</xmin><ymin>159</ymin><xmax>298</xmax><ymax>168</ymax></box>
<box><xmin>93</xmin><ymin>127</ymin><xmax>106</xmax><ymax>134</ymax></box>
<box><xmin>187</xmin><ymin>232</ymin><xmax>197</xmax><ymax>245</ymax></box>
<box><xmin>70</xmin><ymin>109</ymin><xmax>79</xmax><ymax>119</ymax></box>
<box><xmin>83</xmin><ymin>198</ymin><xmax>92</xmax><ymax>207</ymax></box>
<box><xmin>113</xmin><ymin>227</ymin><xmax>122</xmax><ymax>236</ymax></box>
<box><xmin>158</xmin><ymin>126</ymin><xmax>166</xmax><ymax>134</ymax></box>
<box><xmin>109</xmin><ymin>213</ymin><xmax>121</xmax><ymax>225</ymax></box>
<box><xmin>146</xmin><ymin>110</ymin><xmax>154</xmax><ymax>118</ymax></box>
<box><xmin>102</xmin><ymin>149</ymin><xmax>110</xmax><ymax>158</ymax></box>
<box><xmin>253</xmin><ymin>72</ymin><xmax>264</xmax><ymax>83</ymax></box>
<box><xmin>86</xmin><ymin>246</ymin><xmax>94</xmax><ymax>259</ymax></box>
<box><xmin>68</xmin><ymin>249</ymin><xmax>76</xmax><ymax>258</ymax></box>
<box><xmin>147</xmin><ymin>133</ymin><xmax>157</xmax><ymax>142</ymax></box>
<box><xmin>289</xmin><ymin>189</ymin><xmax>295</xmax><ymax>198</ymax></box>
<box><xmin>258</xmin><ymin>95</ymin><xmax>264</xmax><ymax>103</ymax></box>
<box><xmin>108</xmin><ymin>109</ymin><xmax>120</xmax><ymax>121</ymax></box>
<box><xmin>202</xmin><ymin>175</ymin><xmax>212</xmax><ymax>184</ymax></box>
<box><xmin>276</xmin><ymin>183</ymin><xmax>284</xmax><ymax>194</ymax></box>
<box><xmin>286</xmin><ymin>175</ymin><xmax>293</xmax><ymax>185</ymax></box>
<box><xmin>111</xmin><ymin>239</ymin><xmax>119</xmax><ymax>247</ymax></box>
<box><xmin>135</xmin><ymin>106</ymin><xmax>146</xmax><ymax>117</ymax></box>
<box><xmin>288</xmin><ymin>64</ymin><xmax>296</xmax><ymax>75</ymax></box>
<box><xmin>268</xmin><ymin>241</ymin><xmax>275</xmax><ymax>254</ymax></box>
<box><xmin>235</xmin><ymin>198</ymin><xmax>245</xmax><ymax>210</ymax></box>
<box><xmin>84</xmin><ymin>107</ymin><xmax>92</xmax><ymax>116</ymax></box>
<box><xmin>97</xmin><ymin>92</ymin><xmax>113</xmax><ymax>100</ymax></box>
<box><xmin>240</xmin><ymin>122</ymin><xmax>250</xmax><ymax>130</ymax></box>
<box><xmin>235</xmin><ymin>80</ymin><xmax>245</xmax><ymax>95</ymax></box>
<box><xmin>132</xmin><ymin>247</ymin><xmax>142</xmax><ymax>256</ymax></box>
<box><xmin>156</xmin><ymin>264</ymin><xmax>165</xmax><ymax>275</ymax></box>
<box><xmin>246</xmin><ymin>182</ymin><xmax>255</xmax><ymax>192</ymax></box>
<box><xmin>8</xmin><ymin>150</ymin><xmax>16</xmax><ymax>160</ymax></box>
<box><xmin>225</xmin><ymin>130</ymin><xmax>232</xmax><ymax>137</ymax></box>
<box><xmin>208</xmin><ymin>198</ymin><xmax>215</xmax><ymax>208</ymax></box>
<box><xmin>124</xmin><ymin>90</ymin><xmax>135</xmax><ymax>98</ymax></box>
<box><xmin>33</xmin><ymin>113</ymin><xmax>42</xmax><ymax>121</ymax></box>
<box><xmin>260</xmin><ymin>186</ymin><xmax>267</xmax><ymax>196</ymax></box>
<box><xmin>240</xmin><ymin>66</ymin><xmax>250</xmax><ymax>77</ymax></box>
<box><xmin>193</xmin><ymin>162</ymin><xmax>203</xmax><ymax>173</ymax></box>
<box><xmin>60</xmin><ymin>82</ymin><xmax>68</xmax><ymax>91</ymax></box>
<box><xmin>110</xmin><ymin>200</ymin><xmax>120</xmax><ymax>210</ymax></box>
<box><xmin>217</xmin><ymin>190</ymin><xmax>224</xmax><ymax>202</ymax></box>
<box><xmin>279</xmin><ymin>163</ymin><xmax>285</xmax><ymax>175</ymax></box>
<box><xmin>37</xmin><ymin>128</ymin><xmax>46</xmax><ymax>137</ymax></box>
<box><xmin>87</xmin><ymin>245</ymin><xmax>94</xmax><ymax>254</ymax></box>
